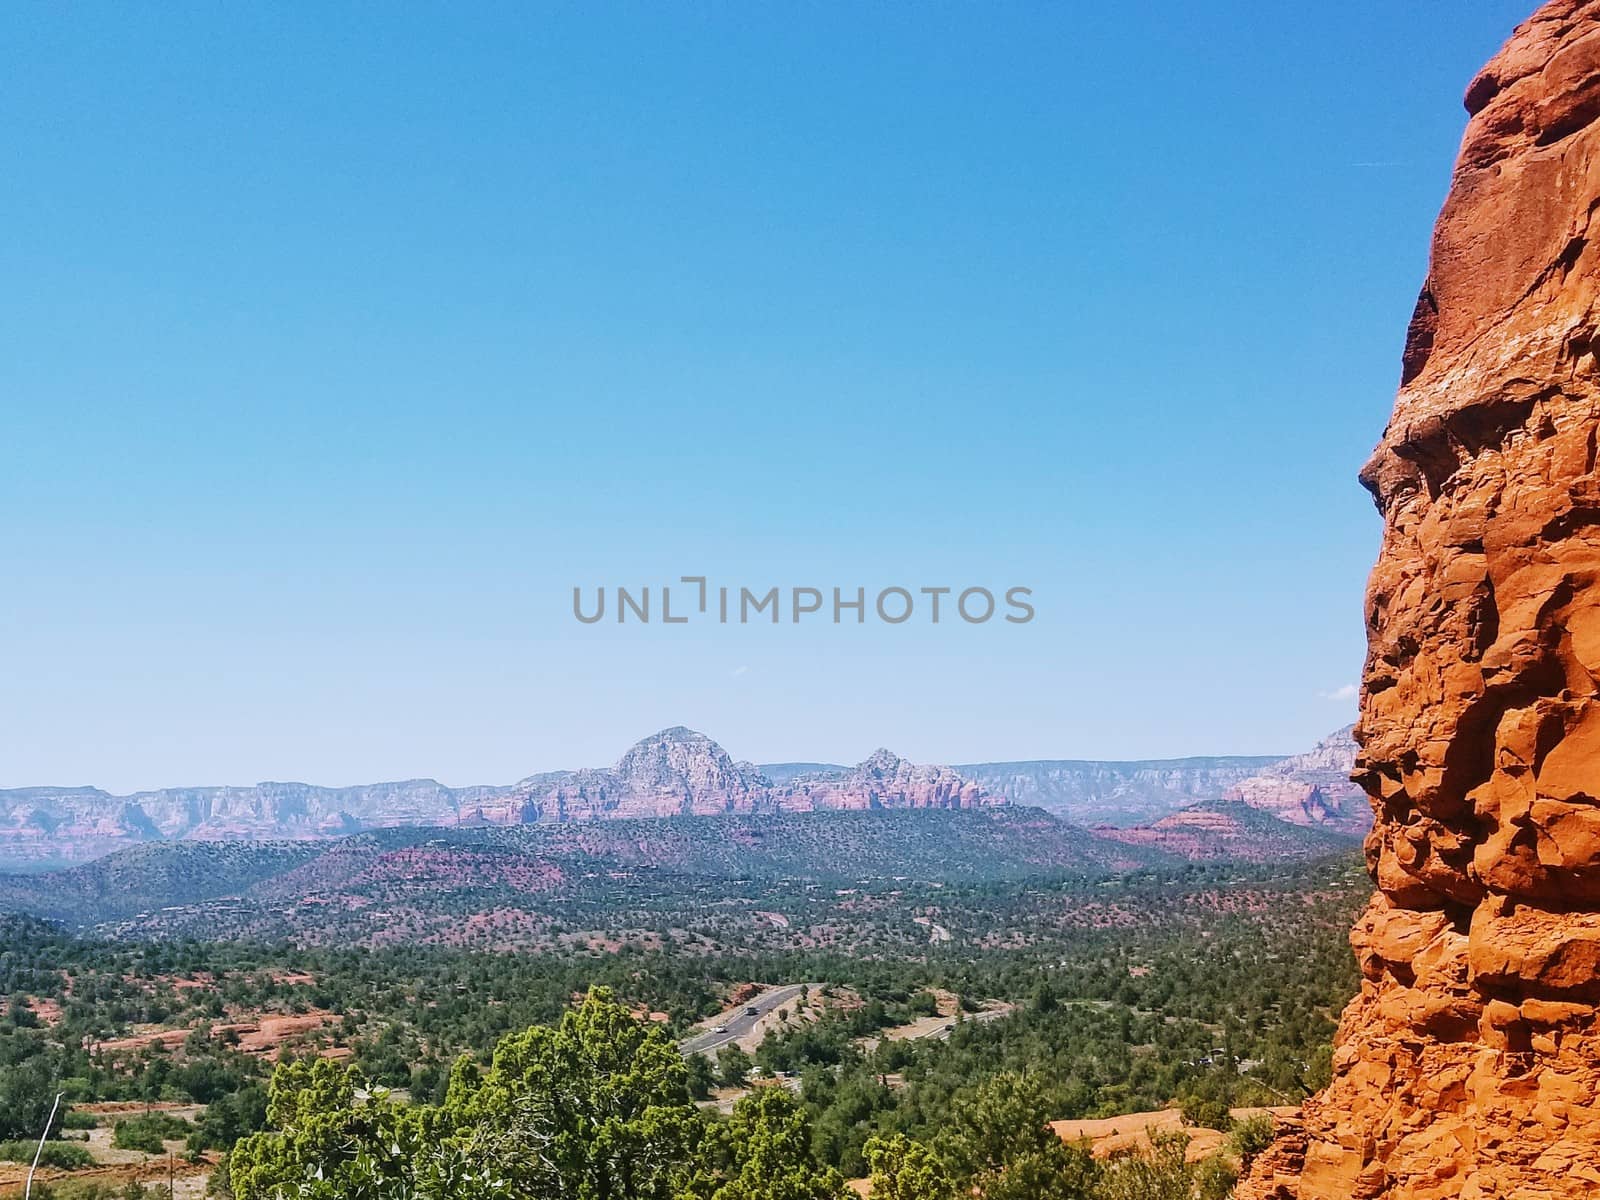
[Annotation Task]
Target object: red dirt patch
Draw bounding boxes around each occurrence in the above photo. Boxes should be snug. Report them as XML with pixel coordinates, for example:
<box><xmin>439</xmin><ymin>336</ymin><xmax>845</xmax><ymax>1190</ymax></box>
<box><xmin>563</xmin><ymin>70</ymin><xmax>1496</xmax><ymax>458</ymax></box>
<box><xmin>1050</xmin><ymin>1106</ymin><xmax>1299</xmax><ymax>1163</ymax></box>
<box><xmin>90</xmin><ymin>1010</ymin><xmax>340</xmax><ymax>1060</ymax></box>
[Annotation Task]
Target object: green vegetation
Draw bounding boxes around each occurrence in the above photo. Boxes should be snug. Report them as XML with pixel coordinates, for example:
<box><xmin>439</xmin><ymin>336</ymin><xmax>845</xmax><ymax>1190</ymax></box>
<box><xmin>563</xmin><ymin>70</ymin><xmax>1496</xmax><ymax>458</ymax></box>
<box><xmin>229</xmin><ymin>994</ymin><xmax>1270</xmax><ymax>1200</ymax></box>
<box><xmin>112</xmin><ymin>1111</ymin><xmax>192</xmax><ymax>1153</ymax></box>
<box><xmin>229</xmin><ymin>989</ymin><xmax>845</xmax><ymax>1200</ymax></box>
<box><xmin>0</xmin><ymin>827</ymin><xmax>1366</xmax><ymax>1195</ymax></box>
<box><xmin>0</xmin><ymin>1050</ymin><xmax>69</xmax><ymax>1140</ymax></box>
<box><xmin>19</xmin><ymin>1182</ymin><xmax>175</xmax><ymax>1200</ymax></box>
<box><xmin>0</xmin><ymin>1139</ymin><xmax>95</xmax><ymax>1168</ymax></box>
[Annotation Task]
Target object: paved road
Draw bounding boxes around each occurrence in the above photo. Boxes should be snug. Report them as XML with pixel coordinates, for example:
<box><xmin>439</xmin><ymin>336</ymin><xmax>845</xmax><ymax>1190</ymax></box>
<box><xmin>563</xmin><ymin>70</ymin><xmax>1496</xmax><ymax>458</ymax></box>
<box><xmin>679</xmin><ymin>984</ymin><xmax>809</xmax><ymax>1056</ymax></box>
<box><xmin>868</xmin><ymin>1005</ymin><xmax>1011</xmax><ymax>1049</ymax></box>
<box><xmin>924</xmin><ymin>1007</ymin><xmax>1008</xmax><ymax>1042</ymax></box>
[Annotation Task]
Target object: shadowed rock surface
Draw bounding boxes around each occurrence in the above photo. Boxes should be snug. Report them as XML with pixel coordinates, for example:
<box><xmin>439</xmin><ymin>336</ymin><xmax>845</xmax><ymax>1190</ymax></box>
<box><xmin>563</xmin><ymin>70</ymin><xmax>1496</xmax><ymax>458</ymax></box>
<box><xmin>1242</xmin><ymin>3</ymin><xmax>1600</xmax><ymax>1196</ymax></box>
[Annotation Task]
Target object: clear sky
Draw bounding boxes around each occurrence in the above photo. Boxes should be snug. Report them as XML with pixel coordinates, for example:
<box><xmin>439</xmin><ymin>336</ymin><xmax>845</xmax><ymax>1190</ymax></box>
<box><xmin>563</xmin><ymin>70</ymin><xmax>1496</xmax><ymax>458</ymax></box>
<box><xmin>1</xmin><ymin>3</ymin><xmax>1537</xmax><ymax>791</ymax></box>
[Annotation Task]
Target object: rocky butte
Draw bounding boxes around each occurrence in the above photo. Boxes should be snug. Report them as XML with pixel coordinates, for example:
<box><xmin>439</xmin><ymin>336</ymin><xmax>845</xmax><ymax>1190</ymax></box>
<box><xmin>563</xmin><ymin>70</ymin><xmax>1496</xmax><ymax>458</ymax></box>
<box><xmin>0</xmin><ymin>728</ymin><xmax>1010</xmax><ymax>866</ymax></box>
<box><xmin>1243</xmin><ymin>2</ymin><xmax>1600</xmax><ymax>1197</ymax></box>
<box><xmin>1223</xmin><ymin>725</ymin><xmax>1370</xmax><ymax>835</ymax></box>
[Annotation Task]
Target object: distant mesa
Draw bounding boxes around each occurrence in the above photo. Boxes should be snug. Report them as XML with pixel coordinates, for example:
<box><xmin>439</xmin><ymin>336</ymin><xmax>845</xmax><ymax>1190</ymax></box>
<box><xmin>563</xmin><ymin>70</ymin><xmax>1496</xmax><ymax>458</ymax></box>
<box><xmin>511</xmin><ymin>726</ymin><xmax>775</xmax><ymax>822</ymax></box>
<box><xmin>1096</xmin><ymin>800</ymin><xmax>1361</xmax><ymax>864</ymax></box>
<box><xmin>767</xmin><ymin>747</ymin><xmax>1001</xmax><ymax>814</ymax></box>
<box><xmin>506</xmin><ymin>727</ymin><xmax>1005</xmax><ymax>823</ymax></box>
<box><xmin>0</xmin><ymin>723</ymin><xmax>1362</xmax><ymax>869</ymax></box>
<box><xmin>955</xmin><ymin>725</ymin><xmax>1366</xmax><ymax>833</ymax></box>
<box><xmin>0</xmin><ymin>727</ymin><xmax>1004</xmax><ymax>868</ymax></box>
<box><xmin>1219</xmin><ymin>725</ymin><xmax>1370</xmax><ymax>835</ymax></box>
<box><xmin>1087</xmin><ymin>728</ymin><xmax>1368</xmax><ymax>863</ymax></box>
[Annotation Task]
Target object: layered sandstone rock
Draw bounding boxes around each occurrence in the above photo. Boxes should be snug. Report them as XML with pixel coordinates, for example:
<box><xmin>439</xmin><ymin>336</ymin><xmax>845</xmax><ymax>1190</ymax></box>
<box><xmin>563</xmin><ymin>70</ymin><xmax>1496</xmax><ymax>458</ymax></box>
<box><xmin>507</xmin><ymin>731</ymin><xmax>1003</xmax><ymax>822</ymax></box>
<box><xmin>771</xmin><ymin>748</ymin><xmax>1002</xmax><ymax>812</ymax></box>
<box><xmin>1092</xmin><ymin>800</ymin><xmax>1359</xmax><ymax>862</ymax></box>
<box><xmin>1223</xmin><ymin>725</ymin><xmax>1370</xmax><ymax>834</ymax></box>
<box><xmin>512</xmin><ymin>726</ymin><xmax>771</xmax><ymax>820</ymax></box>
<box><xmin>1241</xmin><ymin>3</ymin><xmax>1600</xmax><ymax>1197</ymax></box>
<box><xmin>955</xmin><ymin>752</ymin><xmax>1282</xmax><ymax>825</ymax></box>
<box><xmin>0</xmin><ymin>779</ymin><xmax>497</xmax><ymax>863</ymax></box>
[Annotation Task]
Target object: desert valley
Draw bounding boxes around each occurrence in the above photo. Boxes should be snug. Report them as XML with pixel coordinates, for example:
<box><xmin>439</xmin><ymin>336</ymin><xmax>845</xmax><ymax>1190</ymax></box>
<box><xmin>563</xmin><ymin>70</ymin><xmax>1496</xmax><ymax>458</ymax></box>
<box><xmin>10</xmin><ymin>2</ymin><xmax>1600</xmax><ymax>1199</ymax></box>
<box><xmin>0</xmin><ymin>723</ymin><xmax>1370</xmax><ymax>1199</ymax></box>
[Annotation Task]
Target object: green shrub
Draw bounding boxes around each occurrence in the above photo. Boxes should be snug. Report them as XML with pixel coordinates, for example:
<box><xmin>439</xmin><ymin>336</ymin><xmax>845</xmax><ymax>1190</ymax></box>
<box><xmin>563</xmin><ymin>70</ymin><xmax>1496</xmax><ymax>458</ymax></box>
<box><xmin>113</xmin><ymin>1121</ymin><xmax>166</xmax><ymax>1154</ymax></box>
<box><xmin>1095</xmin><ymin>1130</ymin><xmax>1195</xmax><ymax>1200</ymax></box>
<box><xmin>1228</xmin><ymin>1112</ymin><xmax>1278</xmax><ymax>1169</ymax></box>
<box><xmin>1179</xmin><ymin>1094</ymin><xmax>1232</xmax><ymax>1132</ymax></box>
<box><xmin>112</xmin><ymin>1112</ymin><xmax>190</xmax><ymax>1154</ymax></box>
<box><xmin>0</xmin><ymin>1139</ymin><xmax>96</xmax><ymax>1168</ymax></box>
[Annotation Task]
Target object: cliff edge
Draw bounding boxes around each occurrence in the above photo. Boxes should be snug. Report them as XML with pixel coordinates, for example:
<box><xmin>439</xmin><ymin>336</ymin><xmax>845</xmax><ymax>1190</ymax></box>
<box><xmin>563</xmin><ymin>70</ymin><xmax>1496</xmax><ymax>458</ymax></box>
<box><xmin>1242</xmin><ymin>3</ymin><xmax>1600</xmax><ymax>1197</ymax></box>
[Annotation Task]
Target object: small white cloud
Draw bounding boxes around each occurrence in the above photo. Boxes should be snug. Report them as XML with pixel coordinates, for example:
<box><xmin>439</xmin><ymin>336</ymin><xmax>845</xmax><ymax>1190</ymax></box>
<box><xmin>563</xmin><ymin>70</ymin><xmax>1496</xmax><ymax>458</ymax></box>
<box><xmin>730</xmin><ymin>665</ymin><xmax>749</xmax><ymax>678</ymax></box>
<box><xmin>1321</xmin><ymin>683</ymin><xmax>1358</xmax><ymax>701</ymax></box>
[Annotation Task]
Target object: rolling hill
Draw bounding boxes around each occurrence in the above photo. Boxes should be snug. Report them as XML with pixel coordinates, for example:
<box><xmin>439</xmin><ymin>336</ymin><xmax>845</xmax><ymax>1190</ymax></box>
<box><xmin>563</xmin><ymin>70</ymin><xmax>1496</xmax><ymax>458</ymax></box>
<box><xmin>0</xmin><ymin>801</ymin><xmax>1362</xmax><ymax>939</ymax></box>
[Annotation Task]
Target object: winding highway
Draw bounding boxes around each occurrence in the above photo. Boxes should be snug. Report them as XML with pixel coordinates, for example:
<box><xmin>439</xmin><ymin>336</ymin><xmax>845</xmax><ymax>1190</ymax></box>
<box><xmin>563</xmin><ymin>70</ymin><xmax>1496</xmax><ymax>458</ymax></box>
<box><xmin>679</xmin><ymin>984</ymin><xmax>809</xmax><ymax>1056</ymax></box>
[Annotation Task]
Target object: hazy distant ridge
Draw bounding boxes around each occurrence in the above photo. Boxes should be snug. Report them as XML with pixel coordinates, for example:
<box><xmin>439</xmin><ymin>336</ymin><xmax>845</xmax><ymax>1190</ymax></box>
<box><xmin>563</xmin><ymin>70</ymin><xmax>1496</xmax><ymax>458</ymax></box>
<box><xmin>954</xmin><ymin>755</ymin><xmax>1285</xmax><ymax>826</ymax></box>
<box><xmin>0</xmin><ymin>725</ymin><xmax>1362</xmax><ymax>868</ymax></box>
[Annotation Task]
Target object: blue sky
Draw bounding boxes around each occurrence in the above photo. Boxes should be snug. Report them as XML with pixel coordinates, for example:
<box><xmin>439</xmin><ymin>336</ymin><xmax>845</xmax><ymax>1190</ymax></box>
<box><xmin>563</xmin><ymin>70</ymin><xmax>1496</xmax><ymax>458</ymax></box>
<box><xmin>1</xmin><ymin>3</ymin><xmax>1535</xmax><ymax>790</ymax></box>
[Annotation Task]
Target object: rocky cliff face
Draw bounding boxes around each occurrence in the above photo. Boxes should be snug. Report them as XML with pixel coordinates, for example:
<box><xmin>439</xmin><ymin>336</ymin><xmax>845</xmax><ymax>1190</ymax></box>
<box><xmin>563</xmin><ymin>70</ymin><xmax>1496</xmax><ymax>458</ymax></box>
<box><xmin>1242</xmin><ymin>4</ymin><xmax>1600</xmax><ymax>1197</ymax></box>
<box><xmin>1223</xmin><ymin>726</ymin><xmax>1370</xmax><ymax>834</ymax></box>
<box><xmin>511</xmin><ymin>735</ymin><xmax>1003</xmax><ymax>821</ymax></box>
<box><xmin>511</xmin><ymin>727</ymin><xmax>772</xmax><ymax>820</ymax></box>
<box><xmin>0</xmin><ymin>780</ymin><xmax>499</xmax><ymax>867</ymax></box>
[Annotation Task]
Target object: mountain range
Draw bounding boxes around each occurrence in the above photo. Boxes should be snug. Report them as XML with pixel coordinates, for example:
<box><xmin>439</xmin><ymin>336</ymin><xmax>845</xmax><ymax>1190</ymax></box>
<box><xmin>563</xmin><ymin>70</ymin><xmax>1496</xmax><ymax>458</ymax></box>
<box><xmin>0</xmin><ymin>724</ymin><xmax>1367</xmax><ymax>869</ymax></box>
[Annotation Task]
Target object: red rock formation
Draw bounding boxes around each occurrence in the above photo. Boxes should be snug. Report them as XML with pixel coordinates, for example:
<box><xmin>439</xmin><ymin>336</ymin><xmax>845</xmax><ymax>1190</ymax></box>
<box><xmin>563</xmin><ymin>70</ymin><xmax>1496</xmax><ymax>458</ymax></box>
<box><xmin>1223</xmin><ymin>726</ymin><xmax>1371</xmax><ymax>834</ymax></box>
<box><xmin>1093</xmin><ymin>800</ymin><xmax>1357</xmax><ymax>862</ymax></box>
<box><xmin>1241</xmin><ymin>3</ymin><xmax>1600</xmax><ymax>1196</ymax></box>
<box><xmin>772</xmin><ymin>749</ymin><xmax>1002</xmax><ymax>812</ymax></box>
<box><xmin>0</xmin><ymin>730</ymin><xmax>1009</xmax><ymax>865</ymax></box>
<box><xmin>509</xmin><ymin>732</ymin><xmax>1003</xmax><ymax>822</ymax></box>
<box><xmin>512</xmin><ymin>727</ymin><xmax>771</xmax><ymax>820</ymax></box>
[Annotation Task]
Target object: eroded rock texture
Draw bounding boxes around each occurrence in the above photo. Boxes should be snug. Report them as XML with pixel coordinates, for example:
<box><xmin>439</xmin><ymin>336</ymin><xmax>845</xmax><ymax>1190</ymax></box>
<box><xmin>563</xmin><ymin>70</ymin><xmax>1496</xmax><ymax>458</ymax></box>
<box><xmin>1242</xmin><ymin>3</ymin><xmax>1600</xmax><ymax>1197</ymax></box>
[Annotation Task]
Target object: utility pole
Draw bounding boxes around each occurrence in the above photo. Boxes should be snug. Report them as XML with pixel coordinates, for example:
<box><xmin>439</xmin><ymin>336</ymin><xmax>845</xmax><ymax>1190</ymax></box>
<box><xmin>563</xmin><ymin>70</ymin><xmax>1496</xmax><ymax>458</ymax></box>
<box><xmin>24</xmin><ymin>1092</ymin><xmax>65</xmax><ymax>1200</ymax></box>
